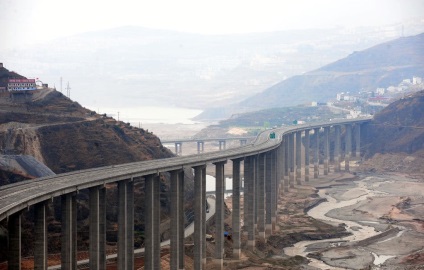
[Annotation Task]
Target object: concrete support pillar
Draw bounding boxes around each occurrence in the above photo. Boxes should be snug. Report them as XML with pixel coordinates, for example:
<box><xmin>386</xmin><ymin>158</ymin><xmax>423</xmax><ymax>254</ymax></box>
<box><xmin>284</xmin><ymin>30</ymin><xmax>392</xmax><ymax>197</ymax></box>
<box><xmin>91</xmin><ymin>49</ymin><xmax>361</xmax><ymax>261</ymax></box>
<box><xmin>8</xmin><ymin>212</ymin><xmax>21</xmax><ymax>270</ymax></box>
<box><xmin>271</xmin><ymin>150</ymin><xmax>277</xmax><ymax>231</ymax></box>
<box><xmin>171</xmin><ymin>170</ymin><xmax>182</xmax><ymax>270</ymax></box>
<box><xmin>219</xmin><ymin>140</ymin><xmax>226</xmax><ymax>151</ymax></box>
<box><xmin>278</xmin><ymin>143</ymin><xmax>284</xmax><ymax>193</ymax></box>
<box><xmin>295</xmin><ymin>131</ymin><xmax>302</xmax><ymax>185</ymax></box>
<box><xmin>145</xmin><ymin>174</ymin><xmax>161</xmax><ymax>270</ymax></box>
<box><xmin>197</xmin><ymin>141</ymin><xmax>204</xmax><ymax>154</ymax></box>
<box><xmin>34</xmin><ymin>202</ymin><xmax>47</xmax><ymax>270</ymax></box>
<box><xmin>117</xmin><ymin>180</ymin><xmax>134</xmax><ymax>270</ymax></box>
<box><xmin>313</xmin><ymin>128</ymin><xmax>320</xmax><ymax>179</ymax></box>
<box><xmin>323</xmin><ymin>127</ymin><xmax>330</xmax><ymax>175</ymax></box>
<box><xmin>154</xmin><ymin>175</ymin><xmax>162</xmax><ymax>269</ymax></box>
<box><xmin>257</xmin><ymin>154</ymin><xmax>266</xmax><ymax>240</ymax></box>
<box><xmin>61</xmin><ymin>193</ymin><xmax>77</xmax><ymax>270</ymax></box>
<box><xmin>335</xmin><ymin>125</ymin><xmax>341</xmax><ymax>172</ymax></box>
<box><xmin>145</xmin><ymin>175</ymin><xmax>154</xmax><ymax>270</ymax></box>
<box><xmin>202</xmin><ymin>167</ymin><xmax>207</xmax><ymax>267</ymax></box>
<box><xmin>244</xmin><ymin>156</ymin><xmax>255</xmax><ymax>249</ymax></box>
<box><xmin>89</xmin><ymin>187</ymin><xmax>106</xmax><ymax>270</ymax></box>
<box><xmin>231</xmin><ymin>158</ymin><xmax>242</xmax><ymax>259</ymax></box>
<box><xmin>243</xmin><ymin>157</ymin><xmax>248</xmax><ymax>235</ymax></box>
<box><xmin>345</xmin><ymin>124</ymin><xmax>352</xmax><ymax>171</ymax></box>
<box><xmin>178</xmin><ymin>170</ymin><xmax>185</xmax><ymax>270</ymax></box>
<box><xmin>253</xmin><ymin>155</ymin><xmax>258</xmax><ymax>228</ymax></box>
<box><xmin>214</xmin><ymin>161</ymin><xmax>226</xmax><ymax>268</ymax></box>
<box><xmin>265</xmin><ymin>152</ymin><xmax>272</xmax><ymax>236</ymax></box>
<box><xmin>304</xmin><ymin>129</ymin><xmax>310</xmax><ymax>182</ymax></box>
<box><xmin>193</xmin><ymin>165</ymin><xmax>204</xmax><ymax>270</ymax></box>
<box><xmin>175</xmin><ymin>142</ymin><xmax>182</xmax><ymax>156</ymax></box>
<box><xmin>288</xmin><ymin>133</ymin><xmax>295</xmax><ymax>188</ymax></box>
<box><xmin>355</xmin><ymin>124</ymin><xmax>361</xmax><ymax>158</ymax></box>
<box><xmin>283</xmin><ymin>136</ymin><xmax>289</xmax><ymax>192</ymax></box>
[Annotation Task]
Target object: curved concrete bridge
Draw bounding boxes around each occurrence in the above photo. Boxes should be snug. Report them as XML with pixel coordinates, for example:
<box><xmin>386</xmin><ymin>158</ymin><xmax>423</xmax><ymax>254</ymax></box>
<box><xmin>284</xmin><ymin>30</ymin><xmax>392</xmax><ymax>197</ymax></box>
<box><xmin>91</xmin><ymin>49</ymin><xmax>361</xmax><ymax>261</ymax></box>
<box><xmin>0</xmin><ymin>117</ymin><xmax>370</xmax><ymax>270</ymax></box>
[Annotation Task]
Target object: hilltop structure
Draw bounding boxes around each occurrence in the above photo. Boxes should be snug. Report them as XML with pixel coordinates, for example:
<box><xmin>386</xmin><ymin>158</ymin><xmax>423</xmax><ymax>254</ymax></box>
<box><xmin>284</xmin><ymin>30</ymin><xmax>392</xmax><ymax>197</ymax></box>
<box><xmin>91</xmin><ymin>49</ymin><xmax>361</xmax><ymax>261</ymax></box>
<box><xmin>0</xmin><ymin>63</ymin><xmax>49</xmax><ymax>102</ymax></box>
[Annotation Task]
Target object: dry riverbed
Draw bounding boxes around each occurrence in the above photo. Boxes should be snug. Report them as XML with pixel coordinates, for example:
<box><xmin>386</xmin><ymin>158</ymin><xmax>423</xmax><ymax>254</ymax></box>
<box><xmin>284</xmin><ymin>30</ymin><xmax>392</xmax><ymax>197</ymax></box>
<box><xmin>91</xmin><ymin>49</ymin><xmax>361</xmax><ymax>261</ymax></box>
<box><xmin>282</xmin><ymin>169</ymin><xmax>424</xmax><ymax>270</ymax></box>
<box><xmin>220</xmin><ymin>167</ymin><xmax>424</xmax><ymax>270</ymax></box>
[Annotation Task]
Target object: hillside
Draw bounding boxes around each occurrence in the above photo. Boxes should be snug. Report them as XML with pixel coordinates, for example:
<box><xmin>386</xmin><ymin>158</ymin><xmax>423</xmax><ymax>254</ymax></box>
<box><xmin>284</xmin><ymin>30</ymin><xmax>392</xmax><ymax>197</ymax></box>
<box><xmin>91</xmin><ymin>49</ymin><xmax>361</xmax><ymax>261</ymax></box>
<box><xmin>197</xmin><ymin>32</ymin><xmax>424</xmax><ymax>120</ymax></box>
<box><xmin>242</xmin><ymin>32</ymin><xmax>424</xmax><ymax>107</ymax></box>
<box><xmin>0</xmin><ymin>84</ymin><xmax>195</xmax><ymax>259</ymax></box>
<box><xmin>0</xmin><ymin>89</ymin><xmax>173</xmax><ymax>174</ymax></box>
<box><xmin>360</xmin><ymin>90</ymin><xmax>424</xmax><ymax>174</ymax></box>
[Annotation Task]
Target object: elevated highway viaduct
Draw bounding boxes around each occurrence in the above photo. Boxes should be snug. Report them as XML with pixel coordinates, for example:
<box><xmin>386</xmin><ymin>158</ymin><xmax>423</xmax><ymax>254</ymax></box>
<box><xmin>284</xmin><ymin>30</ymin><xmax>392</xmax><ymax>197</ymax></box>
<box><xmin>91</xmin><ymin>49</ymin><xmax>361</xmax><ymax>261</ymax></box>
<box><xmin>161</xmin><ymin>136</ymin><xmax>256</xmax><ymax>155</ymax></box>
<box><xmin>0</xmin><ymin>117</ymin><xmax>370</xmax><ymax>270</ymax></box>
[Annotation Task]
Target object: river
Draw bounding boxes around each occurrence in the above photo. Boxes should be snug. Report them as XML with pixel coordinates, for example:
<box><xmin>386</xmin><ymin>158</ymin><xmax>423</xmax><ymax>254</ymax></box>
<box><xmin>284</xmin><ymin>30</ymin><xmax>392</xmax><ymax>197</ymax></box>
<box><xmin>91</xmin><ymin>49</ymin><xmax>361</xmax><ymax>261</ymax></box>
<box><xmin>284</xmin><ymin>176</ymin><xmax>400</xmax><ymax>269</ymax></box>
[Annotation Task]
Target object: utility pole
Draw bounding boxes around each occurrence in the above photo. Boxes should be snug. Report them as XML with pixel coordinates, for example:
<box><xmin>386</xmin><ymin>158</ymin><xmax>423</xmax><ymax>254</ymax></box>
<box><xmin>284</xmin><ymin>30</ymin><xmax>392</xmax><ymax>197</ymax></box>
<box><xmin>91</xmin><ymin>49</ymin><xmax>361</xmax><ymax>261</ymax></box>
<box><xmin>60</xmin><ymin>77</ymin><xmax>62</xmax><ymax>93</ymax></box>
<box><xmin>65</xmin><ymin>82</ymin><xmax>71</xmax><ymax>98</ymax></box>
<box><xmin>118</xmin><ymin>111</ymin><xmax>120</xmax><ymax>121</ymax></box>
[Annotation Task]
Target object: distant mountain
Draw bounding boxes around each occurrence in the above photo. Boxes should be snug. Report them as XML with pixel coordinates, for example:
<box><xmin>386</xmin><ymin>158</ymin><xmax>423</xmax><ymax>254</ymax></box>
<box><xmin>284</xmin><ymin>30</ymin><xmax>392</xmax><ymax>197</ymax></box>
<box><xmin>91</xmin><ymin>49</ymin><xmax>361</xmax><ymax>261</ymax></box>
<box><xmin>196</xmin><ymin>32</ymin><xmax>424</xmax><ymax>120</ymax></box>
<box><xmin>2</xmin><ymin>24</ymin><xmax>417</xmax><ymax>110</ymax></box>
<box><xmin>241</xmin><ymin>33</ymin><xmax>424</xmax><ymax>109</ymax></box>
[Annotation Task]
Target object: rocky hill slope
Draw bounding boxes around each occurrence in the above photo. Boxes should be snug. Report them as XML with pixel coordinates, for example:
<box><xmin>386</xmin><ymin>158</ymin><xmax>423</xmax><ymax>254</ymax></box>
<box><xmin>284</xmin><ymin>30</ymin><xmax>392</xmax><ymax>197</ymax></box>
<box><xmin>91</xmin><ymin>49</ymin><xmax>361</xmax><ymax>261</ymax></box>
<box><xmin>360</xmin><ymin>90</ymin><xmax>424</xmax><ymax>174</ymax></box>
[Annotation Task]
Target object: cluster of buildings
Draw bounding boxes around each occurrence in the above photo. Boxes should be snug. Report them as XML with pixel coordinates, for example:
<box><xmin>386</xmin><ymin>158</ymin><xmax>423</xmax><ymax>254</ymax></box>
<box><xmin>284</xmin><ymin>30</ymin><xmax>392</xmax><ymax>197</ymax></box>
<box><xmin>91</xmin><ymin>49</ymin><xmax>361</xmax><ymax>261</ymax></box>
<box><xmin>328</xmin><ymin>76</ymin><xmax>424</xmax><ymax>118</ymax></box>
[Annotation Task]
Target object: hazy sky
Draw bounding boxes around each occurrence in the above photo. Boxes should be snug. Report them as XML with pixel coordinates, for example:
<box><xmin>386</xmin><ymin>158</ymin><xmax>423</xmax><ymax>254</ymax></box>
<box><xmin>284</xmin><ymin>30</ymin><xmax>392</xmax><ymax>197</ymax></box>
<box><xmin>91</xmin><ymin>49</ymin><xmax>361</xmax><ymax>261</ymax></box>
<box><xmin>1</xmin><ymin>0</ymin><xmax>423</xmax><ymax>49</ymax></box>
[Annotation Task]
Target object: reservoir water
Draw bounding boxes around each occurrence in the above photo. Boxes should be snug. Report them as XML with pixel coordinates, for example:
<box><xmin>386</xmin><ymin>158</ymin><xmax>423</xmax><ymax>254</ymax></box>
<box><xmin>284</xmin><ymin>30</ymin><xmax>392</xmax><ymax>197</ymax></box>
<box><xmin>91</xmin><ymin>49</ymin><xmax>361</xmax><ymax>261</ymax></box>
<box><xmin>90</xmin><ymin>106</ymin><xmax>203</xmax><ymax>124</ymax></box>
